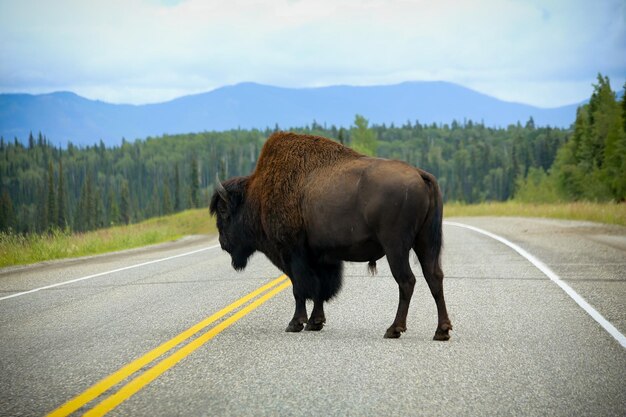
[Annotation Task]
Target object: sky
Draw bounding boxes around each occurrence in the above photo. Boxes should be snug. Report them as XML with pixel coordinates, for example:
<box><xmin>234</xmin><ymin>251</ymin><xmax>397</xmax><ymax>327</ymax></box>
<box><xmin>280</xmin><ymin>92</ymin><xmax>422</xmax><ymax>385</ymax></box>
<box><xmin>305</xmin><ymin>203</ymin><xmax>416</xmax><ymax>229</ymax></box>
<box><xmin>0</xmin><ymin>0</ymin><xmax>624</xmax><ymax>108</ymax></box>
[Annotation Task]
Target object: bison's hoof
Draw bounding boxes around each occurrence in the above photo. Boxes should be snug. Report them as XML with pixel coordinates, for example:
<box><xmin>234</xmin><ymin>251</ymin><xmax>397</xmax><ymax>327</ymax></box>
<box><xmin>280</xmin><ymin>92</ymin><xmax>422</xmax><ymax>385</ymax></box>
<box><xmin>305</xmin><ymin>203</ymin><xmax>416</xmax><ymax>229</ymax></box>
<box><xmin>305</xmin><ymin>322</ymin><xmax>324</xmax><ymax>331</ymax></box>
<box><xmin>433</xmin><ymin>322</ymin><xmax>452</xmax><ymax>341</ymax></box>
<box><xmin>285</xmin><ymin>322</ymin><xmax>304</xmax><ymax>332</ymax></box>
<box><xmin>384</xmin><ymin>326</ymin><xmax>406</xmax><ymax>339</ymax></box>
<box><xmin>433</xmin><ymin>330</ymin><xmax>450</xmax><ymax>341</ymax></box>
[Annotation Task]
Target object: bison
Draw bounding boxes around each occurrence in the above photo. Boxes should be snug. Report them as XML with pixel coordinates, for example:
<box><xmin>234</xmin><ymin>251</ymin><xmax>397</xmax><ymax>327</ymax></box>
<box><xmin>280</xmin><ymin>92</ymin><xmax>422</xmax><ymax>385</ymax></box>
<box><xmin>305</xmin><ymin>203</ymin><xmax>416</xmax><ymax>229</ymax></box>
<box><xmin>210</xmin><ymin>132</ymin><xmax>452</xmax><ymax>340</ymax></box>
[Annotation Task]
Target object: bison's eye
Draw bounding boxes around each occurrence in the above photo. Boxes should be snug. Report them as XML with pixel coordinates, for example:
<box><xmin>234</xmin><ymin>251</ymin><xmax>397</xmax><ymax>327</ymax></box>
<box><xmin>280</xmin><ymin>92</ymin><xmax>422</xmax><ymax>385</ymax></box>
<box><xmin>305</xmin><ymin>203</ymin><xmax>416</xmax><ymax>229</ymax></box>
<box><xmin>218</xmin><ymin>204</ymin><xmax>229</xmax><ymax>219</ymax></box>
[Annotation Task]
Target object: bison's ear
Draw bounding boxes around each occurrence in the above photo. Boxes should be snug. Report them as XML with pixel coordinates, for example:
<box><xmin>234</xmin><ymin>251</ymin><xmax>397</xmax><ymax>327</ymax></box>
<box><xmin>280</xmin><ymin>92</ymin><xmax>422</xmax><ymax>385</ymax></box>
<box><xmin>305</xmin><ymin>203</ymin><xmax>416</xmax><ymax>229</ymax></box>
<box><xmin>209</xmin><ymin>191</ymin><xmax>220</xmax><ymax>216</ymax></box>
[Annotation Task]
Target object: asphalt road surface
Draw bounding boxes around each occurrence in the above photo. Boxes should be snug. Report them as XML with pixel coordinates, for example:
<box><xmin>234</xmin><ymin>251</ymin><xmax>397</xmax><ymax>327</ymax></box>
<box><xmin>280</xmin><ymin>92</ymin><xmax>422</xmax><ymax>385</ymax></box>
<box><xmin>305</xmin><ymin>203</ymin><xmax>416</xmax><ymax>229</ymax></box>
<box><xmin>0</xmin><ymin>217</ymin><xmax>624</xmax><ymax>417</ymax></box>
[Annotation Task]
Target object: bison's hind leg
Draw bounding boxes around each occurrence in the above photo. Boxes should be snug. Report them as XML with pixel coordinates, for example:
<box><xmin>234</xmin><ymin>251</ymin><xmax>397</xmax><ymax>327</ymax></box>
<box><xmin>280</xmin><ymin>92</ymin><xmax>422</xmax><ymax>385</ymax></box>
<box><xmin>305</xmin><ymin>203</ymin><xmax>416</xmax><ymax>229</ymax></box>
<box><xmin>414</xmin><ymin>245</ymin><xmax>452</xmax><ymax>341</ymax></box>
<box><xmin>383</xmin><ymin>249</ymin><xmax>416</xmax><ymax>339</ymax></box>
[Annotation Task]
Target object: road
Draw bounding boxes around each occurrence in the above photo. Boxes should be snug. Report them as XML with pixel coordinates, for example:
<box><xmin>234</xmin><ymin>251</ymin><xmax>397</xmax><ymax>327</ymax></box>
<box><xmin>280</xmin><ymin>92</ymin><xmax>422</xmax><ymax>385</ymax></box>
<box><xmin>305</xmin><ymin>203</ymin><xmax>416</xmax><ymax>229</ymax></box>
<box><xmin>0</xmin><ymin>217</ymin><xmax>624</xmax><ymax>416</ymax></box>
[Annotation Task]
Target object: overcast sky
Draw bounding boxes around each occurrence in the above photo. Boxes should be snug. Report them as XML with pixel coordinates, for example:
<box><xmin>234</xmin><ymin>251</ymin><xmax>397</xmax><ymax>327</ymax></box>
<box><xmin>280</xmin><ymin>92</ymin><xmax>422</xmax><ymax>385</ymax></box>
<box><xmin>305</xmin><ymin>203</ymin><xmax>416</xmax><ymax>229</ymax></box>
<box><xmin>1</xmin><ymin>0</ymin><xmax>624</xmax><ymax>108</ymax></box>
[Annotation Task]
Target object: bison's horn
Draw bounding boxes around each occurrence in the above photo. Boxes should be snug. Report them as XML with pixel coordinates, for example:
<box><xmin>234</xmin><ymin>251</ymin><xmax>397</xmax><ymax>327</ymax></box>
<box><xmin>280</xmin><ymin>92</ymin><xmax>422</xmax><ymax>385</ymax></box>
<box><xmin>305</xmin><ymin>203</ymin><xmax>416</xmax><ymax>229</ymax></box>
<box><xmin>215</xmin><ymin>173</ymin><xmax>228</xmax><ymax>202</ymax></box>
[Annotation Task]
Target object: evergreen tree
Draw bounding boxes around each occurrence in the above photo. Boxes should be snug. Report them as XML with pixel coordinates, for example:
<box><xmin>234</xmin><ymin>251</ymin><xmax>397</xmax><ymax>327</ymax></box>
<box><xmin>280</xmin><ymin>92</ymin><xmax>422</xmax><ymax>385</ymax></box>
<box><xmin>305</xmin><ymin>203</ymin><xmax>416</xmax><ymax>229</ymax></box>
<box><xmin>85</xmin><ymin>173</ymin><xmax>95</xmax><ymax>230</ymax></box>
<box><xmin>163</xmin><ymin>182</ymin><xmax>173</xmax><ymax>215</ymax></box>
<box><xmin>75</xmin><ymin>178</ymin><xmax>88</xmax><ymax>232</ymax></box>
<box><xmin>47</xmin><ymin>161</ymin><xmax>57</xmax><ymax>231</ymax></box>
<box><xmin>602</xmin><ymin>82</ymin><xmax>626</xmax><ymax>200</ymax></box>
<box><xmin>37</xmin><ymin>182</ymin><xmax>48</xmax><ymax>233</ymax></box>
<box><xmin>586</xmin><ymin>75</ymin><xmax>615</xmax><ymax>169</ymax></box>
<box><xmin>190</xmin><ymin>156</ymin><xmax>200</xmax><ymax>208</ymax></box>
<box><xmin>120</xmin><ymin>180</ymin><xmax>131</xmax><ymax>225</ymax></box>
<box><xmin>148</xmin><ymin>182</ymin><xmax>161</xmax><ymax>217</ymax></box>
<box><xmin>57</xmin><ymin>159</ymin><xmax>67</xmax><ymax>229</ymax></box>
<box><xmin>107</xmin><ymin>187</ymin><xmax>120</xmax><ymax>226</ymax></box>
<box><xmin>338</xmin><ymin>128</ymin><xmax>345</xmax><ymax>145</ymax></box>
<box><xmin>74</xmin><ymin>172</ymin><xmax>99</xmax><ymax>231</ymax></box>
<box><xmin>622</xmin><ymin>82</ymin><xmax>626</xmax><ymax>132</ymax></box>
<box><xmin>602</xmin><ymin>113</ymin><xmax>626</xmax><ymax>199</ymax></box>
<box><xmin>0</xmin><ymin>190</ymin><xmax>15</xmax><ymax>231</ymax></box>
<box><xmin>174</xmin><ymin>163</ymin><xmax>181</xmax><ymax>212</ymax></box>
<box><xmin>93</xmin><ymin>184</ymin><xmax>103</xmax><ymax>229</ymax></box>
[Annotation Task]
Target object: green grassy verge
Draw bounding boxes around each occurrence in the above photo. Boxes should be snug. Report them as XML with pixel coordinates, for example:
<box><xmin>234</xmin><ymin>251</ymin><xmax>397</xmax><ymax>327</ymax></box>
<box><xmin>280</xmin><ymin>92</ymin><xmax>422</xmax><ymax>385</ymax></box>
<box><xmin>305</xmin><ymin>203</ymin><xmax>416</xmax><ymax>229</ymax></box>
<box><xmin>444</xmin><ymin>201</ymin><xmax>626</xmax><ymax>226</ymax></box>
<box><xmin>0</xmin><ymin>209</ymin><xmax>216</xmax><ymax>268</ymax></box>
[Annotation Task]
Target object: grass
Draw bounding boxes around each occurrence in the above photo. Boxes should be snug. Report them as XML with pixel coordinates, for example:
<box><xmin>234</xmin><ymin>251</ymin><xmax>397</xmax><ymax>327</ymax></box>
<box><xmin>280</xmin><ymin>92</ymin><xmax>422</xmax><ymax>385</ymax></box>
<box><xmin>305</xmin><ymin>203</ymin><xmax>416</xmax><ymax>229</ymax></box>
<box><xmin>0</xmin><ymin>209</ymin><xmax>217</xmax><ymax>268</ymax></box>
<box><xmin>444</xmin><ymin>201</ymin><xmax>626</xmax><ymax>227</ymax></box>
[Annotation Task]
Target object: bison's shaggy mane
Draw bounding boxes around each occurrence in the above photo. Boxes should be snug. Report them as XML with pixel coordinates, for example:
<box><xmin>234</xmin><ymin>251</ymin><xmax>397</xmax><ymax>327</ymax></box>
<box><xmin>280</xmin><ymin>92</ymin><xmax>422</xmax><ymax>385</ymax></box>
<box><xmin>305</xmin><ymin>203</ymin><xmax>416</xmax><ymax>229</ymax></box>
<box><xmin>248</xmin><ymin>132</ymin><xmax>361</xmax><ymax>244</ymax></box>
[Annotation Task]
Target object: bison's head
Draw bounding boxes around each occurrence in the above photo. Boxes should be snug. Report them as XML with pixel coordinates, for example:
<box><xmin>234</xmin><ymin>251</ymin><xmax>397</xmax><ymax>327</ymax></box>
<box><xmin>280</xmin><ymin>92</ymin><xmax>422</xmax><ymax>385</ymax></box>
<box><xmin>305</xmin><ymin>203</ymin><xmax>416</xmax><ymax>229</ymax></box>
<box><xmin>210</xmin><ymin>175</ymin><xmax>256</xmax><ymax>271</ymax></box>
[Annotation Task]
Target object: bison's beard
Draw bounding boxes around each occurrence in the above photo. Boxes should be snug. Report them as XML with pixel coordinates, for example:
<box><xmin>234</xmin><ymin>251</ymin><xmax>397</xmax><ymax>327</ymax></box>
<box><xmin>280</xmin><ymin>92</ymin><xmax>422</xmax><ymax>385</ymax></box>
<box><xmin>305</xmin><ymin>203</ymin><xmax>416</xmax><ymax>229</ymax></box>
<box><xmin>230</xmin><ymin>245</ymin><xmax>254</xmax><ymax>271</ymax></box>
<box><xmin>231</xmin><ymin>255</ymin><xmax>248</xmax><ymax>271</ymax></box>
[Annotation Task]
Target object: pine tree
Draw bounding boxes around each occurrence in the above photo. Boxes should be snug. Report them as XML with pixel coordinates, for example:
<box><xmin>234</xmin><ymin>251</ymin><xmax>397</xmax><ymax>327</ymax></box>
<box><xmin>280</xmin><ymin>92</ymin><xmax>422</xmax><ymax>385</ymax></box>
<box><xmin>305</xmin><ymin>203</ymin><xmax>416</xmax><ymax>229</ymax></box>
<box><xmin>603</xmin><ymin>114</ymin><xmax>626</xmax><ymax>199</ymax></box>
<box><xmin>107</xmin><ymin>188</ymin><xmax>120</xmax><ymax>226</ymax></box>
<box><xmin>148</xmin><ymin>182</ymin><xmax>160</xmax><ymax>217</ymax></box>
<box><xmin>75</xmin><ymin>173</ymin><xmax>94</xmax><ymax>231</ymax></box>
<box><xmin>587</xmin><ymin>74</ymin><xmax>615</xmax><ymax>169</ymax></box>
<box><xmin>163</xmin><ymin>182</ymin><xmax>173</xmax><ymax>215</ymax></box>
<box><xmin>57</xmin><ymin>159</ymin><xmax>67</xmax><ymax>229</ymax></box>
<box><xmin>0</xmin><ymin>190</ymin><xmax>15</xmax><ymax>231</ymax></box>
<box><xmin>622</xmin><ymin>82</ymin><xmax>626</xmax><ymax>132</ymax></box>
<box><xmin>174</xmin><ymin>163</ymin><xmax>181</xmax><ymax>212</ymax></box>
<box><xmin>120</xmin><ymin>180</ymin><xmax>131</xmax><ymax>225</ymax></box>
<box><xmin>85</xmin><ymin>173</ymin><xmax>95</xmax><ymax>230</ymax></box>
<box><xmin>93</xmin><ymin>184</ymin><xmax>103</xmax><ymax>229</ymax></box>
<box><xmin>602</xmin><ymin>83</ymin><xmax>626</xmax><ymax>200</ymax></box>
<box><xmin>47</xmin><ymin>161</ymin><xmax>56</xmax><ymax>231</ymax></box>
<box><xmin>338</xmin><ymin>128</ymin><xmax>345</xmax><ymax>145</ymax></box>
<box><xmin>190</xmin><ymin>157</ymin><xmax>200</xmax><ymax>208</ymax></box>
<box><xmin>37</xmin><ymin>182</ymin><xmax>48</xmax><ymax>233</ymax></box>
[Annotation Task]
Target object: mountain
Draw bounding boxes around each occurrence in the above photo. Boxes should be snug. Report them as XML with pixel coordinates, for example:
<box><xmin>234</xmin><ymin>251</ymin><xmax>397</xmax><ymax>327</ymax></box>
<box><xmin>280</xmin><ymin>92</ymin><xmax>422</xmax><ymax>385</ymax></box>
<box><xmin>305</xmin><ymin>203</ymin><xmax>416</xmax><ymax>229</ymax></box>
<box><xmin>0</xmin><ymin>81</ymin><xmax>580</xmax><ymax>147</ymax></box>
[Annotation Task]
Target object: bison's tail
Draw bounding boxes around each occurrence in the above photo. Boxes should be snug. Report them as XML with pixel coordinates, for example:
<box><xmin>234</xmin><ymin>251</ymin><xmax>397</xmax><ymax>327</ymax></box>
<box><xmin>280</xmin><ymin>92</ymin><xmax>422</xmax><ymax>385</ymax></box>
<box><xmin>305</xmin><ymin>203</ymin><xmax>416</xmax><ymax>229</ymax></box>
<box><xmin>418</xmin><ymin>172</ymin><xmax>443</xmax><ymax>269</ymax></box>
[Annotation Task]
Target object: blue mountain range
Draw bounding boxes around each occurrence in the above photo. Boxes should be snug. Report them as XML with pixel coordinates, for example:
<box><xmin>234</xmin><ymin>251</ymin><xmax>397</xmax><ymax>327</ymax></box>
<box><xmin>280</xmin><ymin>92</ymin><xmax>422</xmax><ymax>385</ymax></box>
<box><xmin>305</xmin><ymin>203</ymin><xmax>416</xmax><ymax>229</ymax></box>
<box><xmin>0</xmin><ymin>81</ymin><xmax>580</xmax><ymax>147</ymax></box>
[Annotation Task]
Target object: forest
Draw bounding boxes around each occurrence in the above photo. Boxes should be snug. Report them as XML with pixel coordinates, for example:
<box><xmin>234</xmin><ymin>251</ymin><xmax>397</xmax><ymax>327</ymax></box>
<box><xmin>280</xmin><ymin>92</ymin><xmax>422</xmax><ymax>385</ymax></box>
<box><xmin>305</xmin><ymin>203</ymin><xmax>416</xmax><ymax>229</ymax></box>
<box><xmin>1</xmin><ymin>75</ymin><xmax>624</xmax><ymax>235</ymax></box>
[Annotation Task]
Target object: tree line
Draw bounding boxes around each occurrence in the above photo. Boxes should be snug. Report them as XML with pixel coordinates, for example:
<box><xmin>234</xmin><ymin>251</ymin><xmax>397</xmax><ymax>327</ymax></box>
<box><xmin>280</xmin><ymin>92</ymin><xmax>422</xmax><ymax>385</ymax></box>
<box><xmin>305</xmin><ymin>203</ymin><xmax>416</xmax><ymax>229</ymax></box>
<box><xmin>1</xmin><ymin>74</ymin><xmax>623</xmax><ymax>235</ymax></box>
<box><xmin>0</xmin><ymin>129</ymin><xmax>265</xmax><ymax>233</ymax></box>
<box><xmin>516</xmin><ymin>75</ymin><xmax>626</xmax><ymax>202</ymax></box>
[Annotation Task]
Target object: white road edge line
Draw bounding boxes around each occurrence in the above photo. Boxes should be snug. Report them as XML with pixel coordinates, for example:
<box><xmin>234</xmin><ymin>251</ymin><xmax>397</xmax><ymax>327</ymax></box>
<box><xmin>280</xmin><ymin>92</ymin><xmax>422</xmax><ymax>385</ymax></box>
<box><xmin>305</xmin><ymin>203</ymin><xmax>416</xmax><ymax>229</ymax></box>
<box><xmin>0</xmin><ymin>244</ymin><xmax>221</xmax><ymax>302</ymax></box>
<box><xmin>444</xmin><ymin>221</ymin><xmax>626</xmax><ymax>349</ymax></box>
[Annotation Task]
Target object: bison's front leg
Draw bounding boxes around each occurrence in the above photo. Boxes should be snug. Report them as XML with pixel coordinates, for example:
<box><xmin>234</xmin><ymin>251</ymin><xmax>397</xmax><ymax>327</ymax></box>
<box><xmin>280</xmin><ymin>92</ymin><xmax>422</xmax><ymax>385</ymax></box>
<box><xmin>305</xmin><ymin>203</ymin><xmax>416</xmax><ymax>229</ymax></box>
<box><xmin>286</xmin><ymin>289</ymin><xmax>307</xmax><ymax>332</ymax></box>
<box><xmin>305</xmin><ymin>299</ymin><xmax>325</xmax><ymax>331</ymax></box>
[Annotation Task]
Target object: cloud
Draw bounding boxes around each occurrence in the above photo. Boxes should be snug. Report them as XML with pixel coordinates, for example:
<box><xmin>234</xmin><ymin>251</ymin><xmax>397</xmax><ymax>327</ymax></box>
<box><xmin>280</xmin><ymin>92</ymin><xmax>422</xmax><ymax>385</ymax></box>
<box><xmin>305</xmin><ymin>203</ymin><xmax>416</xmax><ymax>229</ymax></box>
<box><xmin>0</xmin><ymin>0</ymin><xmax>624</xmax><ymax>107</ymax></box>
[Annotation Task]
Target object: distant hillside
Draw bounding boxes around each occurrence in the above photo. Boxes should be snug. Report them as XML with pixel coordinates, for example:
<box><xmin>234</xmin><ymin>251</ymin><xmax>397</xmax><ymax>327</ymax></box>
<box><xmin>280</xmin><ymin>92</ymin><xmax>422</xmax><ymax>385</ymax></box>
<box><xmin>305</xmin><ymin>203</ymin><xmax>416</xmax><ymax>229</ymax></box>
<box><xmin>0</xmin><ymin>81</ymin><xmax>580</xmax><ymax>146</ymax></box>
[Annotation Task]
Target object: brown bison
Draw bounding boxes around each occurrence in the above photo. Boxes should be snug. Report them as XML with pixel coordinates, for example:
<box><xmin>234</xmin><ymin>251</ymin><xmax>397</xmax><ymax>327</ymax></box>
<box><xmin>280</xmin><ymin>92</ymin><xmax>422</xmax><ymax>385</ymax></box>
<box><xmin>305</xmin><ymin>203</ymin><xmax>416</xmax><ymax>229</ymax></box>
<box><xmin>210</xmin><ymin>132</ymin><xmax>452</xmax><ymax>340</ymax></box>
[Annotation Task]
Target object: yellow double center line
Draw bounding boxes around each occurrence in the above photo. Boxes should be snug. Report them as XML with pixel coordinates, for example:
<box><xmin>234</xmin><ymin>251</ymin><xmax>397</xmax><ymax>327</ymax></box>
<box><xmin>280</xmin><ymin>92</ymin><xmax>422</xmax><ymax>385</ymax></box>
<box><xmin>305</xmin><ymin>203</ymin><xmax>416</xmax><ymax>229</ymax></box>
<box><xmin>47</xmin><ymin>274</ymin><xmax>291</xmax><ymax>417</ymax></box>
